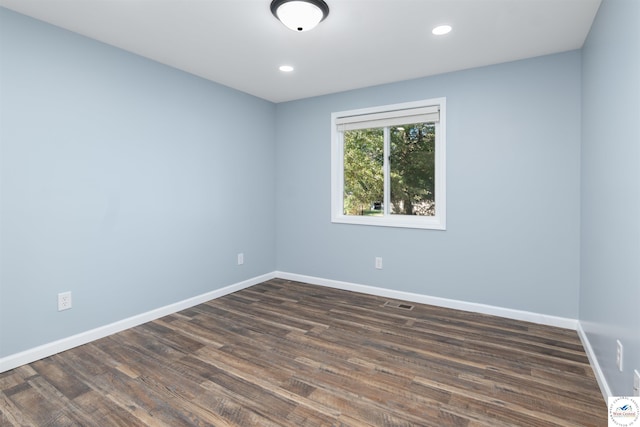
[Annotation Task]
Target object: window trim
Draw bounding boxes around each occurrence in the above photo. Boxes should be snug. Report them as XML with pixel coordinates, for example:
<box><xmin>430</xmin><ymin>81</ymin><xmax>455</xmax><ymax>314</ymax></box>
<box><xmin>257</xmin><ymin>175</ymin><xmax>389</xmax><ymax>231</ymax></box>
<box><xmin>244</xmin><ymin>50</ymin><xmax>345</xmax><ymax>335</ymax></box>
<box><xmin>331</xmin><ymin>97</ymin><xmax>446</xmax><ymax>230</ymax></box>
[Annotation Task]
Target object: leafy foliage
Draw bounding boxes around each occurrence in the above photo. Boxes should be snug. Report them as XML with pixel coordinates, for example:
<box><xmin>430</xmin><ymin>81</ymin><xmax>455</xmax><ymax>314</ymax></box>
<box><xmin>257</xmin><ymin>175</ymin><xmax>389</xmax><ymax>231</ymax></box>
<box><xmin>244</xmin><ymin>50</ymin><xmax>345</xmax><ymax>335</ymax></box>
<box><xmin>390</xmin><ymin>123</ymin><xmax>435</xmax><ymax>215</ymax></box>
<box><xmin>343</xmin><ymin>128</ymin><xmax>383</xmax><ymax>215</ymax></box>
<box><xmin>343</xmin><ymin>123</ymin><xmax>435</xmax><ymax>216</ymax></box>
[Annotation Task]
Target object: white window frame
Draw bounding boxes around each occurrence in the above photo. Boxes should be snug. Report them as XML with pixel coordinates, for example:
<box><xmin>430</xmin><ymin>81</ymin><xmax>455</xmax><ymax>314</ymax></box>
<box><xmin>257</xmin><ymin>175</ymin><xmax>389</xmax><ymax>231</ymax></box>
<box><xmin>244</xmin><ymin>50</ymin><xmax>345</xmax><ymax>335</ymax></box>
<box><xmin>331</xmin><ymin>97</ymin><xmax>446</xmax><ymax>230</ymax></box>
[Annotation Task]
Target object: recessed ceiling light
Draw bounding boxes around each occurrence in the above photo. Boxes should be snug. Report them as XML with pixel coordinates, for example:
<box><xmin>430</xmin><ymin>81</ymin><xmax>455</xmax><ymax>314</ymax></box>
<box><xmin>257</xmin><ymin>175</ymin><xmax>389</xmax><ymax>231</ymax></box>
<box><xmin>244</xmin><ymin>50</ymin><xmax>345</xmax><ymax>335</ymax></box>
<box><xmin>279</xmin><ymin>65</ymin><xmax>294</xmax><ymax>72</ymax></box>
<box><xmin>432</xmin><ymin>25</ymin><xmax>452</xmax><ymax>36</ymax></box>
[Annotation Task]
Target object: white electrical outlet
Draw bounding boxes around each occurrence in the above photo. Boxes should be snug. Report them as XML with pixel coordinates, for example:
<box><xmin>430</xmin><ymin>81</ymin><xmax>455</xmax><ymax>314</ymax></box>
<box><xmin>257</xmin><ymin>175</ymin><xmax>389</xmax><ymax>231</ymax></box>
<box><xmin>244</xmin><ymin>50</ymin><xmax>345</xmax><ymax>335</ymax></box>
<box><xmin>633</xmin><ymin>370</ymin><xmax>640</xmax><ymax>397</ymax></box>
<box><xmin>616</xmin><ymin>340</ymin><xmax>624</xmax><ymax>372</ymax></box>
<box><xmin>375</xmin><ymin>257</ymin><xmax>383</xmax><ymax>269</ymax></box>
<box><xmin>58</xmin><ymin>291</ymin><xmax>72</xmax><ymax>311</ymax></box>
<box><xmin>237</xmin><ymin>253</ymin><xmax>244</xmax><ymax>265</ymax></box>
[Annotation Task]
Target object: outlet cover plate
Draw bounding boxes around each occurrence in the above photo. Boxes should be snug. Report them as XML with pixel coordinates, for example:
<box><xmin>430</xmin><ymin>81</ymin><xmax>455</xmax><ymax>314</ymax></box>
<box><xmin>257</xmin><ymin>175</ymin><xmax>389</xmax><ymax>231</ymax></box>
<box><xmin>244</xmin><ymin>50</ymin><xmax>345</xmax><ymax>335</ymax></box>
<box><xmin>58</xmin><ymin>291</ymin><xmax>72</xmax><ymax>311</ymax></box>
<box><xmin>616</xmin><ymin>340</ymin><xmax>624</xmax><ymax>372</ymax></box>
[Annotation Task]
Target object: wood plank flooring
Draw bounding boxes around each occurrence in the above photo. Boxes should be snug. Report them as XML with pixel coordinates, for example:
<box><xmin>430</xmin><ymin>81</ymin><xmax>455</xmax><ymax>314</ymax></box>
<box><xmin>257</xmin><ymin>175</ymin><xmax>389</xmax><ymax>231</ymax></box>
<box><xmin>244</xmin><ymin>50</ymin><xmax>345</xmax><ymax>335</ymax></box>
<box><xmin>1</xmin><ymin>279</ymin><xmax>606</xmax><ymax>426</ymax></box>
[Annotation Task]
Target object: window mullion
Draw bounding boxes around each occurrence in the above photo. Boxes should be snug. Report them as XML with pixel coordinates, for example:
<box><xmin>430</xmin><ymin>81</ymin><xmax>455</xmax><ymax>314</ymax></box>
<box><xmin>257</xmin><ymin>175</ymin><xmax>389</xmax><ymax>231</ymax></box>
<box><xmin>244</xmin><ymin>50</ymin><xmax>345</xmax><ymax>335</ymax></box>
<box><xmin>383</xmin><ymin>126</ymin><xmax>390</xmax><ymax>216</ymax></box>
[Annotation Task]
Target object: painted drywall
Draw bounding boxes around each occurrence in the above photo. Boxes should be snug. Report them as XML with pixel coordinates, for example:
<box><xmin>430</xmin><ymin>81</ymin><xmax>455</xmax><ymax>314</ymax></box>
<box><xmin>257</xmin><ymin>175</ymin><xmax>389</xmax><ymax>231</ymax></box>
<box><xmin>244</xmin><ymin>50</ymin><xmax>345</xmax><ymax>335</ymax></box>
<box><xmin>580</xmin><ymin>0</ymin><xmax>640</xmax><ymax>397</ymax></box>
<box><xmin>0</xmin><ymin>8</ymin><xmax>277</xmax><ymax>357</ymax></box>
<box><xmin>275</xmin><ymin>52</ymin><xmax>582</xmax><ymax>318</ymax></box>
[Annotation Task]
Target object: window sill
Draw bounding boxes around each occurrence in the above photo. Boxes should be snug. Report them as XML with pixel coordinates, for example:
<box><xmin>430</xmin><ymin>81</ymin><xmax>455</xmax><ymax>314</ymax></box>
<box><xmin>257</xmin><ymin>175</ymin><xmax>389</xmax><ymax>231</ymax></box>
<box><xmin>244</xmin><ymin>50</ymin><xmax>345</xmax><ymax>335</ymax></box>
<box><xmin>331</xmin><ymin>214</ymin><xmax>446</xmax><ymax>230</ymax></box>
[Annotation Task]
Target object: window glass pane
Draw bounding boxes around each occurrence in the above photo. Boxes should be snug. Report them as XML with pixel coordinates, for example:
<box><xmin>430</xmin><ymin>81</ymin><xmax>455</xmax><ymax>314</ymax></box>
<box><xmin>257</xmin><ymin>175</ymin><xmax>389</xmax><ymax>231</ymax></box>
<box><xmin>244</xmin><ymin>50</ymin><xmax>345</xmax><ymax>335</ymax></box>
<box><xmin>343</xmin><ymin>128</ymin><xmax>384</xmax><ymax>216</ymax></box>
<box><xmin>389</xmin><ymin>123</ymin><xmax>436</xmax><ymax>216</ymax></box>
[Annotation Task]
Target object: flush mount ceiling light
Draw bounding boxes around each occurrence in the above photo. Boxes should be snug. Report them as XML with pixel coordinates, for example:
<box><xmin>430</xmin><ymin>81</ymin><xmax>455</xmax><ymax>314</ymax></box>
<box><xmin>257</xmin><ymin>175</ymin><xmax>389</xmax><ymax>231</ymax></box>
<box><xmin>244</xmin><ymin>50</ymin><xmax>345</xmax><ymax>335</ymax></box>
<box><xmin>271</xmin><ymin>0</ymin><xmax>329</xmax><ymax>32</ymax></box>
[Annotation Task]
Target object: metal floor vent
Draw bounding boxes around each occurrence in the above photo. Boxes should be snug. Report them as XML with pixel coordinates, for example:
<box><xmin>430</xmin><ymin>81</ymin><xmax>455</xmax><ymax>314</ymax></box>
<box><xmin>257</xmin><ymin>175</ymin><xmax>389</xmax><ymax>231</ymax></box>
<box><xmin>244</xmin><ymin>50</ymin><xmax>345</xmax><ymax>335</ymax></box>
<box><xmin>383</xmin><ymin>301</ymin><xmax>414</xmax><ymax>311</ymax></box>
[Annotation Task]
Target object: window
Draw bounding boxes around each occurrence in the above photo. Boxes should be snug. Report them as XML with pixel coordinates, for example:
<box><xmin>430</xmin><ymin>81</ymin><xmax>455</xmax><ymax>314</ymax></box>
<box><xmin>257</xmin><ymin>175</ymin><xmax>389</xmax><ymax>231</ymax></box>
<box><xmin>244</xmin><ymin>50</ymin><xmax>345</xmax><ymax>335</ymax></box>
<box><xmin>331</xmin><ymin>98</ymin><xmax>446</xmax><ymax>230</ymax></box>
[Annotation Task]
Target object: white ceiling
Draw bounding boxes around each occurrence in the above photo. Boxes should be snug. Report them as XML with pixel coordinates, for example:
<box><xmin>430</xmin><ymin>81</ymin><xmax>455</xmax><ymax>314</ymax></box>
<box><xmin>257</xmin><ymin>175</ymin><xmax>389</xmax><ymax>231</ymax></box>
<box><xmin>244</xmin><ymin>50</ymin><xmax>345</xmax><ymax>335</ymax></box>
<box><xmin>0</xmin><ymin>0</ymin><xmax>601</xmax><ymax>103</ymax></box>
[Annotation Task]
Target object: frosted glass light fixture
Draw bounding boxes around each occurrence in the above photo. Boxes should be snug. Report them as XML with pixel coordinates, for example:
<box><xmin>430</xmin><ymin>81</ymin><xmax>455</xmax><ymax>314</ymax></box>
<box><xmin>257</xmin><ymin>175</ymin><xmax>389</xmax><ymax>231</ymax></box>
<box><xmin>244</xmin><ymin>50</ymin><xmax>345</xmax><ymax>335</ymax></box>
<box><xmin>271</xmin><ymin>0</ymin><xmax>329</xmax><ymax>32</ymax></box>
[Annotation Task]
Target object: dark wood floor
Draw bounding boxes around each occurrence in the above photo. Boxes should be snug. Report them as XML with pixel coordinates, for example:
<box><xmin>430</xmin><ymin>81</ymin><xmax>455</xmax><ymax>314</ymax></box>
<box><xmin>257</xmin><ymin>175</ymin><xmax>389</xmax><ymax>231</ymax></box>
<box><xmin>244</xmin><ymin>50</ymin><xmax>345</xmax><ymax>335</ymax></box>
<box><xmin>1</xmin><ymin>279</ymin><xmax>606</xmax><ymax>426</ymax></box>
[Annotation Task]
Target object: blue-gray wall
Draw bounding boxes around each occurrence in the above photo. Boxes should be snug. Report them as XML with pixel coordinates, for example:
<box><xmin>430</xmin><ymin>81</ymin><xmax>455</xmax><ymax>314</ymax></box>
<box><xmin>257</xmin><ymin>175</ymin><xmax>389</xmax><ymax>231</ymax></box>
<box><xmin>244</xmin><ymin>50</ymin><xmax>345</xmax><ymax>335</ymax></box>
<box><xmin>275</xmin><ymin>52</ymin><xmax>582</xmax><ymax>318</ymax></box>
<box><xmin>580</xmin><ymin>0</ymin><xmax>640</xmax><ymax>397</ymax></box>
<box><xmin>3</xmin><ymin>2</ymin><xmax>636</xmax><ymax>399</ymax></box>
<box><xmin>0</xmin><ymin>8</ymin><xmax>277</xmax><ymax>357</ymax></box>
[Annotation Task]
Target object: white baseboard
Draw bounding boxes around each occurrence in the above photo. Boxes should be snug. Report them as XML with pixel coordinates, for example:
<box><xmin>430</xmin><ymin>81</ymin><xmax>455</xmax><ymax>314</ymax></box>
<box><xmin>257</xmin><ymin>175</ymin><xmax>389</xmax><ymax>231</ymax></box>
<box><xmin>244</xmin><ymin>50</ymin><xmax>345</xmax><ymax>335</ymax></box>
<box><xmin>577</xmin><ymin>322</ymin><xmax>612</xmax><ymax>401</ymax></box>
<box><xmin>0</xmin><ymin>270</ymin><xmax>583</xmax><ymax>375</ymax></box>
<box><xmin>274</xmin><ymin>271</ymin><xmax>579</xmax><ymax>330</ymax></box>
<box><xmin>0</xmin><ymin>272</ymin><xmax>275</xmax><ymax>373</ymax></box>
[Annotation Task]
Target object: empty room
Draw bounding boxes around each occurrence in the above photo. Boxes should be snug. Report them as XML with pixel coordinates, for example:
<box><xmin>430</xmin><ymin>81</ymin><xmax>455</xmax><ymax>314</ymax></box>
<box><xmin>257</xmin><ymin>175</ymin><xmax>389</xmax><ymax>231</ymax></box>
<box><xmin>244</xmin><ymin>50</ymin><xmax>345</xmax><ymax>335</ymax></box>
<box><xmin>1</xmin><ymin>0</ymin><xmax>638</xmax><ymax>425</ymax></box>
